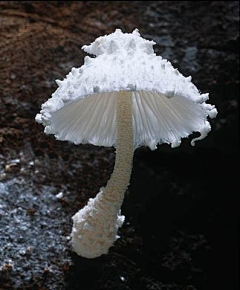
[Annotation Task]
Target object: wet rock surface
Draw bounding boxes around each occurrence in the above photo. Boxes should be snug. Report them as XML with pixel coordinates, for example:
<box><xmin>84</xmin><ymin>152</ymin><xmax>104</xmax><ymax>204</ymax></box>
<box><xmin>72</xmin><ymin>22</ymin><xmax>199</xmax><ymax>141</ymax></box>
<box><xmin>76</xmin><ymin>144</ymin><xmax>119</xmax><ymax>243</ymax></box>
<box><xmin>0</xmin><ymin>1</ymin><xmax>239</xmax><ymax>290</ymax></box>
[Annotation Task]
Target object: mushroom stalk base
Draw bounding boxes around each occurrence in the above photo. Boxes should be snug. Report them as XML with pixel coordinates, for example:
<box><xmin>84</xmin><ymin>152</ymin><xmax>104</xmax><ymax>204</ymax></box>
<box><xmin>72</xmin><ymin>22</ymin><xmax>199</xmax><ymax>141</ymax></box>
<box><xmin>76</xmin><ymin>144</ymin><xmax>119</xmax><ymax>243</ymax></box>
<box><xmin>71</xmin><ymin>91</ymin><xmax>133</xmax><ymax>259</ymax></box>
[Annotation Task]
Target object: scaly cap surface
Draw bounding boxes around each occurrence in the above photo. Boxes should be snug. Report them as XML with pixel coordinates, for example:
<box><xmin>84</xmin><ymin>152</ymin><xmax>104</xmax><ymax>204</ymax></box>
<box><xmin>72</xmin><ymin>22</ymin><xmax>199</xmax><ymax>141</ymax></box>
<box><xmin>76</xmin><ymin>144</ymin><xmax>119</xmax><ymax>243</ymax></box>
<box><xmin>36</xmin><ymin>29</ymin><xmax>217</xmax><ymax>149</ymax></box>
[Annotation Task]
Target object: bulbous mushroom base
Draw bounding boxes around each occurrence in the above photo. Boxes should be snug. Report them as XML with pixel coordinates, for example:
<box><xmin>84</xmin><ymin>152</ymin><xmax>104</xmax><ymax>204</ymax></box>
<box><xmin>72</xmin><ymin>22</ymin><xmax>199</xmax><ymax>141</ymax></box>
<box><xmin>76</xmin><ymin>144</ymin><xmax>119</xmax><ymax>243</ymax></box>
<box><xmin>71</xmin><ymin>188</ymin><xmax>125</xmax><ymax>259</ymax></box>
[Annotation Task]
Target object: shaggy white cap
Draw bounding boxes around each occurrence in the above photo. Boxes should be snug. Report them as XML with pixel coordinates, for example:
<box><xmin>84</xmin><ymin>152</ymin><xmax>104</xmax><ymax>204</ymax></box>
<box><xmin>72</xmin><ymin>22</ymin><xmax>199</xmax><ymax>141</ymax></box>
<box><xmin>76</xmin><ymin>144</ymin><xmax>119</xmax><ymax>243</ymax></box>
<box><xmin>36</xmin><ymin>28</ymin><xmax>217</xmax><ymax>150</ymax></box>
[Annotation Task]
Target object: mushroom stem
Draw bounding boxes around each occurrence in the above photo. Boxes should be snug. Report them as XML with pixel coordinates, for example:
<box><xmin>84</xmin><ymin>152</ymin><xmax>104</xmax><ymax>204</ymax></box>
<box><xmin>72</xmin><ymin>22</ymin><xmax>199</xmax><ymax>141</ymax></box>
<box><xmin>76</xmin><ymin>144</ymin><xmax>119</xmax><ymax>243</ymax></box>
<box><xmin>102</xmin><ymin>90</ymin><xmax>134</xmax><ymax>203</ymax></box>
<box><xmin>71</xmin><ymin>90</ymin><xmax>133</xmax><ymax>258</ymax></box>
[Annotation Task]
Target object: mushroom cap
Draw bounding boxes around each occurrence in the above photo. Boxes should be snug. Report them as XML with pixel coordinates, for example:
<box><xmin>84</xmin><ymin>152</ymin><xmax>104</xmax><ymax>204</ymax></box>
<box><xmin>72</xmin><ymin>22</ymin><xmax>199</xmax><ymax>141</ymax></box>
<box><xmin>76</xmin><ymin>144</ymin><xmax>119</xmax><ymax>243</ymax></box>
<box><xmin>36</xmin><ymin>29</ymin><xmax>217</xmax><ymax>150</ymax></box>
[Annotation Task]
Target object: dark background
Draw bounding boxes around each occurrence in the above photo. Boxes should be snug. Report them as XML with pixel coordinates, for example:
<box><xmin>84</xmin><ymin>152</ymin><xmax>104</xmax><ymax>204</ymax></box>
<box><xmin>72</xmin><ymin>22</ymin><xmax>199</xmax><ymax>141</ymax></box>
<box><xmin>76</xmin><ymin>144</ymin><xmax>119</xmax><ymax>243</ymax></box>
<box><xmin>0</xmin><ymin>1</ymin><xmax>239</xmax><ymax>290</ymax></box>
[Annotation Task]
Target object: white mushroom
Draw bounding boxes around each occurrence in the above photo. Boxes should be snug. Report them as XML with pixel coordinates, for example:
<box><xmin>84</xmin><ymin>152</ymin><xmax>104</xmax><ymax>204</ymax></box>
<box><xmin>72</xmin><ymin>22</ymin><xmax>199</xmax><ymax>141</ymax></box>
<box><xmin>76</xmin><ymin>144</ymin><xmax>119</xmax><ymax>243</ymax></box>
<box><xmin>36</xmin><ymin>28</ymin><xmax>217</xmax><ymax>259</ymax></box>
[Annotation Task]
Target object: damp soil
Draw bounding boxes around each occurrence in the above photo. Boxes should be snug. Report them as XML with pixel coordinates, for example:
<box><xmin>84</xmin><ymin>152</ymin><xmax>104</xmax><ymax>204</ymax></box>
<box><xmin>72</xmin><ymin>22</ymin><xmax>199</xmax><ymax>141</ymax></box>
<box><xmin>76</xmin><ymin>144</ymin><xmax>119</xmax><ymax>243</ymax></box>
<box><xmin>0</xmin><ymin>1</ymin><xmax>239</xmax><ymax>290</ymax></box>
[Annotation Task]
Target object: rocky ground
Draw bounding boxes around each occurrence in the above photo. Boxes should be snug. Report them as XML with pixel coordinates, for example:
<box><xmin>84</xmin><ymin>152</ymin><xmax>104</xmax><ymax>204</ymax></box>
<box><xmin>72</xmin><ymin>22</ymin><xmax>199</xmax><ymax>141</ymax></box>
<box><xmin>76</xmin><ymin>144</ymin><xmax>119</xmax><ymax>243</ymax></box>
<box><xmin>0</xmin><ymin>1</ymin><xmax>239</xmax><ymax>290</ymax></box>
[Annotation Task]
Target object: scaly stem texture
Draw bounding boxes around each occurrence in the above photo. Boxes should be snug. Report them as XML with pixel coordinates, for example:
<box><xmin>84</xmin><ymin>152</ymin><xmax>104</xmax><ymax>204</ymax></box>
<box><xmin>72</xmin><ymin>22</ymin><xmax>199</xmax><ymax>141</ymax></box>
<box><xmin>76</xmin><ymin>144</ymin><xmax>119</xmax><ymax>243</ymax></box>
<box><xmin>102</xmin><ymin>90</ymin><xmax>133</xmax><ymax>203</ymax></box>
<box><xmin>71</xmin><ymin>91</ymin><xmax>134</xmax><ymax>258</ymax></box>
